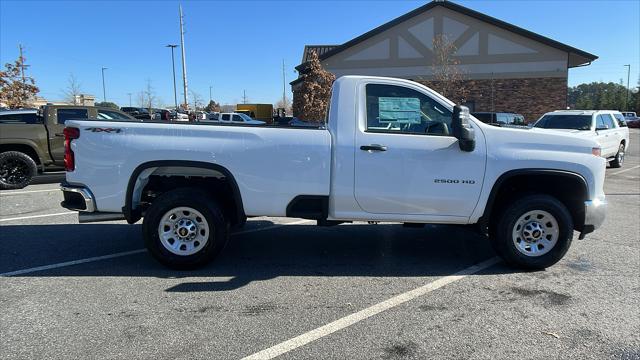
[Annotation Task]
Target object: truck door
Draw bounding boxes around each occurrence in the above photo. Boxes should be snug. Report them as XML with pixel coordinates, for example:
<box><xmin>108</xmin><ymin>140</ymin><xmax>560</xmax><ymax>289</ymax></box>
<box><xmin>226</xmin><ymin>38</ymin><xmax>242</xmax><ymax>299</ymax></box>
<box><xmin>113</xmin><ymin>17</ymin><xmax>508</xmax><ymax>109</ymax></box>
<box><xmin>48</xmin><ymin>108</ymin><xmax>89</xmax><ymax>163</ymax></box>
<box><xmin>354</xmin><ymin>83</ymin><xmax>486</xmax><ymax>218</ymax></box>
<box><xmin>595</xmin><ymin>114</ymin><xmax>615</xmax><ymax>157</ymax></box>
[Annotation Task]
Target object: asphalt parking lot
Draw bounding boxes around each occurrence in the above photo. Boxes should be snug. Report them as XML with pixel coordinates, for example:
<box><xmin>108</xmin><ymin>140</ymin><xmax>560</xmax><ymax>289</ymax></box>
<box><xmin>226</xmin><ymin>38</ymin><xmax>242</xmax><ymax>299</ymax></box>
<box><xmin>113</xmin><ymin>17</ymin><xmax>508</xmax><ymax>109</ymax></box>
<box><xmin>1</xmin><ymin>130</ymin><xmax>639</xmax><ymax>360</ymax></box>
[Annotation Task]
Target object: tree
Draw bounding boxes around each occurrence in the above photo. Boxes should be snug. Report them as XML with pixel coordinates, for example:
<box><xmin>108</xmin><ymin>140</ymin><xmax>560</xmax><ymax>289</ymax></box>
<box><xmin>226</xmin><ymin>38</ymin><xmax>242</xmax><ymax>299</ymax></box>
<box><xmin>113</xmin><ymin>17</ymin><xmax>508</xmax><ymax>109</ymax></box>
<box><xmin>568</xmin><ymin>81</ymin><xmax>636</xmax><ymax>111</ymax></box>
<box><xmin>427</xmin><ymin>34</ymin><xmax>468</xmax><ymax>103</ymax></box>
<box><xmin>190</xmin><ymin>90</ymin><xmax>203</xmax><ymax>110</ymax></box>
<box><xmin>292</xmin><ymin>50</ymin><xmax>335</xmax><ymax>122</ymax></box>
<box><xmin>275</xmin><ymin>96</ymin><xmax>292</xmax><ymax>115</ymax></box>
<box><xmin>204</xmin><ymin>100</ymin><xmax>221</xmax><ymax>112</ymax></box>
<box><xmin>63</xmin><ymin>73</ymin><xmax>82</xmax><ymax>105</ymax></box>
<box><xmin>95</xmin><ymin>101</ymin><xmax>119</xmax><ymax>109</ymax></box>
<box><xmin>0</xmin><ymin>54</ymin><xmax>39</xmax><ymax>108</ymax></box>
<box><xmin>144</xmin><ymin>80</ymin><xmax>156</xmax><ymax>112</ymax></box>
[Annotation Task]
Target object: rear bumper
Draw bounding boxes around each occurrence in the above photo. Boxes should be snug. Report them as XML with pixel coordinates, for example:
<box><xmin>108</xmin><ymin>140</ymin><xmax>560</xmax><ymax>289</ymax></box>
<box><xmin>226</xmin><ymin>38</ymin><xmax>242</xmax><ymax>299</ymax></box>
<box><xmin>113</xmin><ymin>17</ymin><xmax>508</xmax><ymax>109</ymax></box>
<box><xmin>579</xmin><ymin>198</ymin><xmax>607</xmax><ymax>239</ymax></box>
<box><xmin>60</xmin><ymin>184</ymin><xmax>95</xmax><ymax>212</ymax></box>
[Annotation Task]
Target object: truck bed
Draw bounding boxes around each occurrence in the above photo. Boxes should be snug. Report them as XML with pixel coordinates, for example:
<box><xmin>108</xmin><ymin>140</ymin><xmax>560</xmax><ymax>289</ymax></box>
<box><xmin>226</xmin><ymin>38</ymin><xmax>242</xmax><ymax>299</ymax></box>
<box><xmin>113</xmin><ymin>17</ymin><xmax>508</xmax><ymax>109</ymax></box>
<box><xmin>65</xmin><ymin>120</ymin><xmax>332</xmax><ymax>216</ymax></box>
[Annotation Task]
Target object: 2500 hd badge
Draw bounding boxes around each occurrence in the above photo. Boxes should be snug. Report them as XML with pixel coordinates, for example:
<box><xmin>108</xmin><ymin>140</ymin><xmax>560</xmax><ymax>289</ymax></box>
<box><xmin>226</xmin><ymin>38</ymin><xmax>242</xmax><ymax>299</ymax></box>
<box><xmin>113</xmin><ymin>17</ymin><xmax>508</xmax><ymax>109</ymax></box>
<box><xmin>434</xmin><ymin>179</ymin><xmax>476</xmax><ymax>184</ymax></box>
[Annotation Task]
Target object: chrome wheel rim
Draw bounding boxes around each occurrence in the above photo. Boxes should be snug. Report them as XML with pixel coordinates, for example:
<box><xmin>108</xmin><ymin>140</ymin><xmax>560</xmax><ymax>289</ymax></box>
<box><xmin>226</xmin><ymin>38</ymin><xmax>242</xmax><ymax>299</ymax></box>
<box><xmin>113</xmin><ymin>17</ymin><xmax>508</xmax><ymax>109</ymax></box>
<box><xmin>158</xmin><ymin>207</ymin><xmax>210</xmax><ymax>256</ymax></box>
<box><xmin>617</xmin><ymin>146</ymin><xmax>624</xmax><ymax>165</ymax></box>
<box><xmin>512</xmin><ymin>210</ymin><xmax>559</xmax><ymax>257</ymax></box>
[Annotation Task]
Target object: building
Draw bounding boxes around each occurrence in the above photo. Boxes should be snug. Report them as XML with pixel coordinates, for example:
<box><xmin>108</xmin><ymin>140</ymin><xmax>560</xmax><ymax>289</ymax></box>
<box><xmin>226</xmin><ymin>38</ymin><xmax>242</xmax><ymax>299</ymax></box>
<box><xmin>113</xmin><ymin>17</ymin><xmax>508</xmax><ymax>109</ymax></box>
<box><xmin>291</xmin><ymin>0</ymin><xmax>597</xmax><ymax>122</ymax></box>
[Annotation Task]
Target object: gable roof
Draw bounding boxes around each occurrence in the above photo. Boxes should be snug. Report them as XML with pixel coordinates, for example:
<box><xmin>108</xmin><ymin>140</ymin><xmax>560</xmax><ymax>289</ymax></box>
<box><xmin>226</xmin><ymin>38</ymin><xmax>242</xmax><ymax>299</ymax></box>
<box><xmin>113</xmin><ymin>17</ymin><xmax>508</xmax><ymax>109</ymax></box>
<box><xmin>301</xmin><ymin>45</ymin><xmax>339</xmax><ymax>63</ymax></box>
<box><xmin>294</xmin><ymin>0</ymin><xmax>597</xmax><ymax>75</ymax></box>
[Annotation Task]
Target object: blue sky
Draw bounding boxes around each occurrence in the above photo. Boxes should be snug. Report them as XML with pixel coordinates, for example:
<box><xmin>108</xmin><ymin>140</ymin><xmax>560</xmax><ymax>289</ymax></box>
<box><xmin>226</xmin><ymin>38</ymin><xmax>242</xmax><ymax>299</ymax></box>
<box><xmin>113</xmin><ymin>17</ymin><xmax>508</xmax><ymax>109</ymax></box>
<box><xmin>1</xmin><ymin>0</ymin><xmax>638</xmax><ymax>107</ymax></box>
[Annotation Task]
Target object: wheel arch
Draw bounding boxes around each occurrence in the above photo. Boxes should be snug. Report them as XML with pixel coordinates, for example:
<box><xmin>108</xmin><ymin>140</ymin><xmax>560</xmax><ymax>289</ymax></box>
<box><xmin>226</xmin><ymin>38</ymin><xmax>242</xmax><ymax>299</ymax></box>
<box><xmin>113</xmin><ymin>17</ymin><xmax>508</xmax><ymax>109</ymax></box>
<box><xmin>0</xmin><ymin>142</ymin><xmax>42</xmax><ymax>165</ymax></box>
<box><xmin>478</xmin><ymin>169</ymin><xmax>589</xmax><ymax>234</ymax></box>
<box><xmin>123</xmin><ymin>160</ymin><xmax>245</xmax><ymax>225</ymax></box>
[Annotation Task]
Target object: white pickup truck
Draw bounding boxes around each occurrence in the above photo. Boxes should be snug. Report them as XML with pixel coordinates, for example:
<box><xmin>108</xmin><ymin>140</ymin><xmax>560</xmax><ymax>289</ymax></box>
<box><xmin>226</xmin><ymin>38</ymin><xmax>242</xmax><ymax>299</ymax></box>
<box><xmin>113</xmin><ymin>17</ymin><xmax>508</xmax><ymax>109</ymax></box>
<box><xmin>533</xmin><ymin>110</ymin><xmax>630</xmax><ymax>168</ymax></box>
<box><xmin>60</xmin><ymin>76</ymin><xmax>607</xmax><ymax>270</ymax></box>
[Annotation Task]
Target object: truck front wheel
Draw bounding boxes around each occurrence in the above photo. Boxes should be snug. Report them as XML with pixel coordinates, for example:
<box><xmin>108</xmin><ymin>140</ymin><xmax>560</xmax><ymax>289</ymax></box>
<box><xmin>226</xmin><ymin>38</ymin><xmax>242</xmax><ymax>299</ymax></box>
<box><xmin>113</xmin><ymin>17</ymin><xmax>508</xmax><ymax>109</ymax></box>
<box><xmin>143</xmin><ymin>188</ymin><xmax>229</xmax><ymax>269</ymax></box>
<box><xmin>0</xmin><ymin>151</ymin><xmax>37</xmax><ymax>190</ymax></box>
<box><xmin>491</xmin><ymin>195</ymin><xmax>573</xmax><ymax>269</ymax></box>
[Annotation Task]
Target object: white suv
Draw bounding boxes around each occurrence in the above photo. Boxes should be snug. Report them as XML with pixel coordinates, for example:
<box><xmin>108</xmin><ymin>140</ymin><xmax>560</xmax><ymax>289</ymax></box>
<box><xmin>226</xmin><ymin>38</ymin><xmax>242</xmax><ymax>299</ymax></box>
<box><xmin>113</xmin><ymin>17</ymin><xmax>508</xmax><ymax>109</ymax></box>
<box><xmin>534</xmin><ymin>110</ymin><xmax>630</xmax><ymax>168</ymax></box>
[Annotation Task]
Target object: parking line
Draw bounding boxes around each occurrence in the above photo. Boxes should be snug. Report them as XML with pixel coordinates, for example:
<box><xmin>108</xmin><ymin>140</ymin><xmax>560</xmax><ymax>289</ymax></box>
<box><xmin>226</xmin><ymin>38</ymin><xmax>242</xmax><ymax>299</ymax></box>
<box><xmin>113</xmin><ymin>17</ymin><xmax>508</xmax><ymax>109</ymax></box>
<box><xmin>242</xmin><ymin>257</ymin><xmax>500</xmax><ymax>360</ymax></box>
<box><xmin>0</xmin><ymin>219</ymin><xmax>312</xmax><ymax>277</ymax></box>
<box><xmin>0</xmin><ymin>212</ymin><xmax>75</xmax><ymax>222</ymax></box>
<box><xmin>610</xmin><ymin>165</ymin><xmax>640</xmax><ymax>176</ymax></box>
<box><xmin>0</xmin><ymin>189</ymin><xmax>60</xmax><ymax>196</ymax></box>
<box><xmin>0</xmin><ymin>249</ymin><xmax>147</xmax><ymax>277</ymax></box>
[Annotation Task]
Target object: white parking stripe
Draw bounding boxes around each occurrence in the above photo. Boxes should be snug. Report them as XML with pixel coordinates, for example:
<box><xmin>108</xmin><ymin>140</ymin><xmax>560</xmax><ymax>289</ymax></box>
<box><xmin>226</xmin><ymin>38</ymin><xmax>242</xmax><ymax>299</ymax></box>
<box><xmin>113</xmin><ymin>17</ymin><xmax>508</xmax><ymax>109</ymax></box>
<box><xmin>0</xmin><ymin>250</ymin><xmax>147</xmax><ymax>277</ymax></box>
<box><xmin>0</xmin><ymin>219</ymin><xmax>312</xmax><ymax>277</ymax></box>
<box><xmin>0</xmin><ymin>212</ymin><xmax>75</xmax><ymax>222</ymax></box>
<box><xmin>242</xmin><ymin>257</ymin><xmax>500</xmax><ymax>360</ymax></box>
<box><xmin>0</xmin><ymin>189</ymin><xmax>60</xmax><ymax>196</ymax></box>
<box><xmin>610</xmin><ymin>165</ymin><xmax>640</xmax><ymax>176</ymax></box>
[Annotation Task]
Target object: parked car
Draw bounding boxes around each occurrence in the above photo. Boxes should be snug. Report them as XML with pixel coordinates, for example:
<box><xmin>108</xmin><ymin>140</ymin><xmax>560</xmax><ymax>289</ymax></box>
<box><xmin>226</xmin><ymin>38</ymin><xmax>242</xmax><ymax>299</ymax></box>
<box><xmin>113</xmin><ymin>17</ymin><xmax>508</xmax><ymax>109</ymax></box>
<box><xmin>152</xmin><ymin>108</ymin><xmax>171</xmax><ymax>121</ymax></box>
<box><xmin>61</xmin><ymin>75</ymin><xmax>606</xmax><ymax>271</ymax></box>
<box><xmin>0</xmin><ymin>105</ymin><xmax>134</xmax><ymax>189</ymax></box>
<box><xmin>624</xmin><ymin>117</ymin><xmax>640</xmax><ymax>128</ymax></box>
<box><xmin>120</xmin><ymin>107</ymin><xmax>152</xmax><ymax>120</ymax></box>
<box><xmin>170</xmin><ymin>111</ymin><xmax>189</xmax><ymax>121</ymax></box>
<box><xmin>472</xmin><ymin>112</ymin><xmax>527</xmax><ymax>127</ymax></box>
<box><xmin>533</xmin><ymin>110</ymin><xmax>630</xmax><ymax>167</ymax></box>
<box><xmin>621</xmin><ymin>111</ymin><xmax>637</xmax><ymax>119</ymax></box>
<box><xmin>216</xmin><ymin>112</ymin><xmax>265</xmax><ymax>125</ymax></box>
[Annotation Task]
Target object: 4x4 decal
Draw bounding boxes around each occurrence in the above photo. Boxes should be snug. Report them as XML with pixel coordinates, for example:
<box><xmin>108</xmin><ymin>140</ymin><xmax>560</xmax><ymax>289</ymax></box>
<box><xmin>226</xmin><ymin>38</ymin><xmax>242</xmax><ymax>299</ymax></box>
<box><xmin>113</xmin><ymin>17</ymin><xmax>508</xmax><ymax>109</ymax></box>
<box><xmin>85</xmin><ymin>127</ymin><xmax>122</xmax><ymax>133</ymax></box>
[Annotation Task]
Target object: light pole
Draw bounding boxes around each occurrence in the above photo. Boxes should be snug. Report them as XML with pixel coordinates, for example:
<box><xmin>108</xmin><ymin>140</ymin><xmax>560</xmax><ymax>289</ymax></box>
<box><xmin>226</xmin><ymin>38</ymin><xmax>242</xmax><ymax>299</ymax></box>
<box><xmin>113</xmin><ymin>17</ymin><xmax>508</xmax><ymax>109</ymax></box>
<box><xmin>127</xmin><ymin>93</ymin><xmax>132</xmax><ymax>107</ymax></box>
<box><xmin>624</xmin><ymin>64</ymin><xmax>631</xmax><ymax>111</ymax></box>
<box><xmin>166</xmin><ymin>44</ymin><xmax>179</xmax><ymax>110</ymax></box>
<box><xmin>209</xmin><ymin>85</ymin><xmax>212</xmax><ymax>103</ymax></box>
<box><xmin>101</xmin><ymin>67</ymin><xmax>108</xmax><ymax>102</ymax></box>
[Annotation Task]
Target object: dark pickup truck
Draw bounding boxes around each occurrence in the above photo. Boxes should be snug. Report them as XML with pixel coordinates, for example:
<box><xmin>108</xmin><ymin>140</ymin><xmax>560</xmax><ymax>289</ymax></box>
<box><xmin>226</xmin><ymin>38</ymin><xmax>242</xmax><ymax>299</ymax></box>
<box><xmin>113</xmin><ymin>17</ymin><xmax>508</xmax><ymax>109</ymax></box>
<box><xmin>0</xmin><ymin>105</ymin><xmax>134</xmax><ymax>189</ymax></box>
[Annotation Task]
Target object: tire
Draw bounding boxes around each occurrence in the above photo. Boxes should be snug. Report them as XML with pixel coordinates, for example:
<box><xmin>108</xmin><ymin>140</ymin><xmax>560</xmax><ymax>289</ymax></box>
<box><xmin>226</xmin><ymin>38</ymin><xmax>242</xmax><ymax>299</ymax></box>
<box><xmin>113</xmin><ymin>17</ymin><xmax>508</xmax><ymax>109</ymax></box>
<box><xmin>609</xmin><ymin>143</ymin><xmax>625</xmax><ymax>168</ymax></box>
<box><xmin>143</xmin><ymin>188</ymin><xmax>229</xmax><ymax>269</ymax></box>
<box><xmin>0</xmin><ymin>151</ymin><xmax>38</xmax><ymax>190</ymax></box>
<box><xmin>490</xmin><ymin>194</ymin><xmax>573</xmax><ymax>270</ymax></box>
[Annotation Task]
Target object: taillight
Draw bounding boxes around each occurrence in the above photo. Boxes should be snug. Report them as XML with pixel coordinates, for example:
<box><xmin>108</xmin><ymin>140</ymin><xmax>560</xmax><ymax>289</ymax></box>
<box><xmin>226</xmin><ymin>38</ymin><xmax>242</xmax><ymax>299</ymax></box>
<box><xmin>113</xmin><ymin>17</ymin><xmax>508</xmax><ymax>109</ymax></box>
<box><xmin>163</xmin><ymin>111</ymin><xmax>169</xmax><ymax>121</ymax></box>
<box><xmin>64</xmin><ymin>127</ymin><xmax>80</xmax><ymax>171</ymax></box>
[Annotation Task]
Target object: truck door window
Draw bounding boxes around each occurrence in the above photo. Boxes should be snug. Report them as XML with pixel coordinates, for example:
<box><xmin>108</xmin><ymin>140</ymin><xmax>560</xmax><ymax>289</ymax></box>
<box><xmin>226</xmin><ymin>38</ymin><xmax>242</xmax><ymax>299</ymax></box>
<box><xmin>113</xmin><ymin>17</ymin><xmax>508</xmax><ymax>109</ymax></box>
<box><xmin>613</xmin><ymin>113</ymin><xmax>627</xmax><ymax>127</ymax></box>
<box><xmin>0</xmin><ymin>113</ymin><xmax>39</xmax><ymax>124</ymax></box>
<box><xmin>365</xmin><ymin>84</ymin><xmax>452</xmax><ymax>136</ymax></box>
<box><xmin>232</xmin><ymin>115</ymin><xmax>243</xmax><ymax>122</ymax></box>
<box><xmin>221</xmin><ymin>114</ymin><xmax>230</xmax><ymax>121</ymax></box>
<box><xmin>57</xmin><ymin>109</ymin><xmax>88</xmax><ymax>124</ymax></box>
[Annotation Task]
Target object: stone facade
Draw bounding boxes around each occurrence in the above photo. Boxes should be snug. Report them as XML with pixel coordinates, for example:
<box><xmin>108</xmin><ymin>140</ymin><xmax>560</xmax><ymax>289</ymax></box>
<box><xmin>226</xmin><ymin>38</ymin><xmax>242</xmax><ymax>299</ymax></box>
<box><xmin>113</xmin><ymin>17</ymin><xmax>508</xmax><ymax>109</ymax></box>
<box><xmin>416</xmin><ymin>77</ymin><xmax>567</xmax><ymax>123</ymax></box>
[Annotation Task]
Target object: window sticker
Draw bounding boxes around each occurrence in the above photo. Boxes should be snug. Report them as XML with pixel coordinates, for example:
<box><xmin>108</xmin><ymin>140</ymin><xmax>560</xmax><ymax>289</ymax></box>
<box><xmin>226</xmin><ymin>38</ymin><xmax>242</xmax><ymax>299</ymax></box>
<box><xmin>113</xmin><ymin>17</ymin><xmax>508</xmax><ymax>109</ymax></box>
<box><xmin>379</xmin><ymin>97</ymin><xmax>421</xmax><ymax>124</ymax></box>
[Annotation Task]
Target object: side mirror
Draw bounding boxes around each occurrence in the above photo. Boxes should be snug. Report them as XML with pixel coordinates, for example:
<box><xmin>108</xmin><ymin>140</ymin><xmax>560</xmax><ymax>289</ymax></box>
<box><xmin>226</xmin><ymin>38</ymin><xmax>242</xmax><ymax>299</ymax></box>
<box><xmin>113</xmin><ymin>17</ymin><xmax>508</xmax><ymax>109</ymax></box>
<box><xmin>451</xmin><ymin>105</ymin><xmax>475</xmax><ymax>152</ymax></box>
<box><xmin>596</xmin><ymin>125</ymin><xmax>609</xmax><ymax>131</ymax></box>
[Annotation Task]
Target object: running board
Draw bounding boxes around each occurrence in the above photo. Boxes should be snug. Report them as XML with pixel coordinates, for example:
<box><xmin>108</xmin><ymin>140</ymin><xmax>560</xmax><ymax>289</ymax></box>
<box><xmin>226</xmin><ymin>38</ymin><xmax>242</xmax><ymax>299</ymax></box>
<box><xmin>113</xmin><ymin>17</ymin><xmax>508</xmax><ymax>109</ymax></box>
<box><xmin>78</xmin><ymin>212</ymin><xmax>126</xmax><ymax>223</ymax></box>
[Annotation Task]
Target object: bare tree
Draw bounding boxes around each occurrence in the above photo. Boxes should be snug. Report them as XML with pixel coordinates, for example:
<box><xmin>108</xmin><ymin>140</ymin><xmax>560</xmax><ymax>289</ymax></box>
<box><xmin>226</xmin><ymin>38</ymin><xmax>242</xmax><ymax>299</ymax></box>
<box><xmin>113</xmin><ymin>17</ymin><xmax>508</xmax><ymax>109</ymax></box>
<box><xmin>136</xmin><ymin>91</ymin><xmax>146</xmax><ymax>108</ymax></box>
<box><xmin>292</xmin><ymin>51</ymin><xmax>335</xmax><ymax>122</ymax></box>
<box><xmin>144</xmin><ymin>80</ymin><xmax>156</xmax><ymax>113</ymax></box>
<box><xmin>275</xmin><ymin>96</ymin><xmax>292</xmax><ymax>115</ymax></box>
<box><xmin>63</xmin><ymin>73</ymin><xmax>82</xmax><ymax>105</ymax></box>
<box><xmin>428</xmin><ymin>34</ymin><xmax>469</xmax><ymax>103</ymax></box>
<box><xmin>190</xmin><ymin>90</ymin><xmax>203</xmax><ymax>110</ymax></box>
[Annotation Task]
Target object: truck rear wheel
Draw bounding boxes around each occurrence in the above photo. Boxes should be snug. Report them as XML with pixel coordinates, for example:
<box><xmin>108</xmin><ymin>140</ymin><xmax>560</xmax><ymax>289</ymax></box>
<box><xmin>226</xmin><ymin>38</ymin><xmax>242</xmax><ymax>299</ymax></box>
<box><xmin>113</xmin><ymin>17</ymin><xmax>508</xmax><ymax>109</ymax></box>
<box><xmin>0</xmin><ymin>151</ymin><xmax>37</xmax><ymax>190</ymax></box>
<box><xmin>491</xmin><ymin>194</ymin><xmax>573</xmax><ymax>270</ymax></box>
<box><xmin>143</xmin><ymin>188</ymin><xmax>229</xmax><ymax>269</ymax></box>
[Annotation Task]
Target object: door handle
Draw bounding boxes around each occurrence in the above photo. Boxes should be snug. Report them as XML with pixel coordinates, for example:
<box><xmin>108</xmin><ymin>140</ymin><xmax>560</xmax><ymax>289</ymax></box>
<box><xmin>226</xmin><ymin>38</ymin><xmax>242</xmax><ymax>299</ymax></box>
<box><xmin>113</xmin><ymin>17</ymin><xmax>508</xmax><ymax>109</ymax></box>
<box><xmin>360</xmin><ymin>144</ymin><xmax>387</xmax><ymax>152</ymax></box>
<box><xmin>54</xmin><ymin>133</ymin><xmax>64</xmax><ymax>137</ymax></box>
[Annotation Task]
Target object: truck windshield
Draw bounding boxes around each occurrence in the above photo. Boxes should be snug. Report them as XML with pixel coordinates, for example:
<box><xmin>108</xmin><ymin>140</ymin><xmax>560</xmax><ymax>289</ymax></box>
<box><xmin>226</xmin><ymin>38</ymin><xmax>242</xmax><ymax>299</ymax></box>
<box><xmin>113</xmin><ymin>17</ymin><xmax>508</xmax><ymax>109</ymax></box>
<box><xmin>534</xmin><ymin>115</ymin><xmax>592</xmax><ymax>130</ymax></box>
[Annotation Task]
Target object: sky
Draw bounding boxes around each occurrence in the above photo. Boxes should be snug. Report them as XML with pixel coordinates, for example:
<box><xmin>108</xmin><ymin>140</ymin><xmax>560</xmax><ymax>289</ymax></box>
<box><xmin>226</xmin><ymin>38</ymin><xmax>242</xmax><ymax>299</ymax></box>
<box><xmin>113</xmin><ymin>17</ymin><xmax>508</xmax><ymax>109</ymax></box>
<box><xmin>1</xmin><ymin>0</ymin><xmax>638</xmax><ymax>107</ymax></box>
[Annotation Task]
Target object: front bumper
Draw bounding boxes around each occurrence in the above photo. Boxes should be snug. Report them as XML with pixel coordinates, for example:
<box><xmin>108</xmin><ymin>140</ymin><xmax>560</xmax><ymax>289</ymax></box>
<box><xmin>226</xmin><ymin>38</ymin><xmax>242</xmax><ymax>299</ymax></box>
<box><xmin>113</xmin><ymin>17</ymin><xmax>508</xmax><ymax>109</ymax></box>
<box><xmin>60</xmin><ymin>184</ymin><xmax>96</xmax><ymax>212</ymax></box>
<box><xmin>579</xmin><ymin>198</ymin><xmax>607</xmax><ymax>239</ymax></box>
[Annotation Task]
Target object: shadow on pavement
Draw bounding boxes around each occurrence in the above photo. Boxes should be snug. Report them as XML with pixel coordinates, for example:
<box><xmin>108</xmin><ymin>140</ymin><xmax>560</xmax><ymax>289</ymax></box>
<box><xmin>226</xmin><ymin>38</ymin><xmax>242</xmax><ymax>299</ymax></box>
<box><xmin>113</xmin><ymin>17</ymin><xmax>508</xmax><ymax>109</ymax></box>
<box><xmin>31</xmin><ymin>171</ymin><xmax>65</xmax><ymax>185</ymax></box>
<box><xmin>0</xmin><ymin>220</ymin><xmax>506</xmax><ymax>290</ymax></box>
